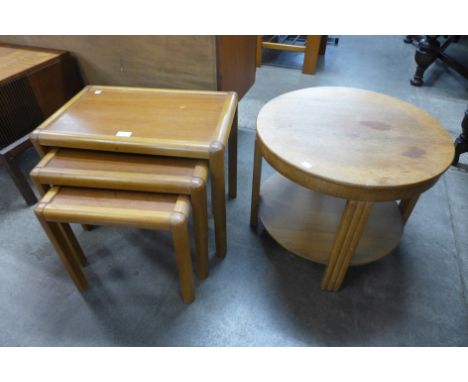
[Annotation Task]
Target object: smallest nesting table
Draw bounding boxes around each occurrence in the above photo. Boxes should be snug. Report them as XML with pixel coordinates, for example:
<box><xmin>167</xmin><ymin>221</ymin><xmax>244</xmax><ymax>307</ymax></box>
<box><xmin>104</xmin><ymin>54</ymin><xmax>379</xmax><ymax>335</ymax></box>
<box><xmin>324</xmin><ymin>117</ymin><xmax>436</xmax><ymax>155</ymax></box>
<box><xmin>251</xmin><ymin>87</ymin><xmax>454</xmax><ymax>291</ymax></box>
<box><xmin>35</xmin><ymin>187</ymin><xmax>196</xmax><ymax>303</ymax></box>
<box><xmin>30</xmin><ymin>85</ymin><xmax>238</xmax><ymax>258</ymax></box>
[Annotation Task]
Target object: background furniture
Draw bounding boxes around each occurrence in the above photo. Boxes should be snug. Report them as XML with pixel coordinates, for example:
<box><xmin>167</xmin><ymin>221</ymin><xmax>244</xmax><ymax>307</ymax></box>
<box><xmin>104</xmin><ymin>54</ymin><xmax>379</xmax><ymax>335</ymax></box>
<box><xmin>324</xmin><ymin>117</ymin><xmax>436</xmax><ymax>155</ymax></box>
<box><xmin>404</xmin><ymin>36</ymin><xmax>468</xmax><ymax>165</ymax></box>
<box><xmin>256</xmin><ymin>35</ymin><xmax>327</xmax><ymax>74</ymax></box>
<box><xmin>453</xmin><ymin>108</ymin><xmax>468</xmax><ymax>165</ymax></box>
<box><xmin>0</xmin><ymin>36</ymin><xmax>257</xmax><ymax>99</ymax></box>
<box><xmin>251</xmin><ymin>87</ymin><xmax>454</xmax><ymax>291</ymax></box>
<box><xmin>0</xmin><ymin>43</ymin><xmax>83</xmax><ymax>204</ymax></box>
<box><xmin>35</xmin><ymin>187</ymin><xmax>196</xmax><ymax>303</ymax></box>
<box><xmin>405</xmin><ymin>35</ymin><xmax>468</xmax><ymax>87</ymax></box>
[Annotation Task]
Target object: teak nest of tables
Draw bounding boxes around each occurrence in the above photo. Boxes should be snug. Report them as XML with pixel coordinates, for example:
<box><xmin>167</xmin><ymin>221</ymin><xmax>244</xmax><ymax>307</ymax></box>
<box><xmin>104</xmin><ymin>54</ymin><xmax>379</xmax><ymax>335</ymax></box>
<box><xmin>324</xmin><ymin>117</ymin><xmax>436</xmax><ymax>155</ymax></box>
<box><xmin>30</xmin><ymin>85</ymin><xmax>238</xmax><ymax>303</ymax></box>
<box><xmin>250</xmin><ymin>87</ymin><xmax>454</xmax><ymax>291</ymax></box>
<box><xmin>31</xmin><ymin>85</ymin><xmax>238</xmax><ymax>257</ymax></box>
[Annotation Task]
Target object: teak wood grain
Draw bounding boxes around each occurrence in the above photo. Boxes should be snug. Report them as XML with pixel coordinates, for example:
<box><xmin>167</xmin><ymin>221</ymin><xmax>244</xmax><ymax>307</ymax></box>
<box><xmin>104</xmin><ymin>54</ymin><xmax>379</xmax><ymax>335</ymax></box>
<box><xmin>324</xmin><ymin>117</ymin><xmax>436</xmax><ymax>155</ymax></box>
<box><xmin>251</xmin><ymin>87</ymin><xmax>454</xmax><ymax>291</ymax></box>
<box><xmin>30</xmin><ymin>85</ymin><xmax>238</xmax><ymax>258</ymax></box>
<box><xmin>30</xmin><ymin>148</ymin><xmax>210</xmax><ymax>279</ymax></box>
<box><xmin>31</xmin><ymin>85</ymin><xmax>237</xmax><ymax>157</ymax></box>
<box><xmin>35</xmin><ymin>187</ymin><xmax>195</xmax><ymax>303</ymax></box>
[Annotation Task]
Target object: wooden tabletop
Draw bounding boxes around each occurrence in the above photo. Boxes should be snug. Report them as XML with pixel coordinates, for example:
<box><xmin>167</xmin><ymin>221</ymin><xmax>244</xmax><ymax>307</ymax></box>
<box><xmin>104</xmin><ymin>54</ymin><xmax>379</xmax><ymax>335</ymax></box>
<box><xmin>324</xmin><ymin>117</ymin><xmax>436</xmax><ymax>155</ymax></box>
<box><xmin>0</xmin><ymin>44</ymin><xmax>62</xmax><ymax>84</ymax></box>
<box><xmin>32</xmin><ymin>85</ymin><xmax>238</xmax><ymax>158</ymax></box>
<box><xmin>257</xmin><ymin>87</ymin><xmax>455</xmax><ymax>200</ymax></box>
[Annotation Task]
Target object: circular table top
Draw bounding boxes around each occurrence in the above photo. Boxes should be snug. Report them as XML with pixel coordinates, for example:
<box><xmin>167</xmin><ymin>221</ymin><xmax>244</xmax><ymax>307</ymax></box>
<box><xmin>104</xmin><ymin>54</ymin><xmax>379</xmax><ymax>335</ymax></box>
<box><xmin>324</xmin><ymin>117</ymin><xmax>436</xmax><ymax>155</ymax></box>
<box><xmin>257</xmin><ymin>87</ymin><xmax>455</xmax><ymax>201</ymax></box>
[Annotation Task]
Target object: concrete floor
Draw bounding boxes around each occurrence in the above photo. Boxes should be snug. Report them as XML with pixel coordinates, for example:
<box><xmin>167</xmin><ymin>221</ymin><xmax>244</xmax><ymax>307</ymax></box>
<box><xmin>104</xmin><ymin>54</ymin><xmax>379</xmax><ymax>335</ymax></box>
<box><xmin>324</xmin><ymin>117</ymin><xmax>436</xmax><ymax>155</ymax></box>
<box><xmin>1</xmin><ymin>36</ymin><xmax>467</xmax><ymax>346</ymax></box>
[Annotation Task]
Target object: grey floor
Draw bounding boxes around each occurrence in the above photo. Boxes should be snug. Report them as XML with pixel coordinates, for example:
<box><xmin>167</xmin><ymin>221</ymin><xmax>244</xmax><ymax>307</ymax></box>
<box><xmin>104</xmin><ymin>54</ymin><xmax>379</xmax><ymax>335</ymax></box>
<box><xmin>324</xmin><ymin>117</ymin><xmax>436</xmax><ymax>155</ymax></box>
<box><xmin>1</xmin><ymin>36</ymin><xmax>467</xmax><ymax>346</ymax></box>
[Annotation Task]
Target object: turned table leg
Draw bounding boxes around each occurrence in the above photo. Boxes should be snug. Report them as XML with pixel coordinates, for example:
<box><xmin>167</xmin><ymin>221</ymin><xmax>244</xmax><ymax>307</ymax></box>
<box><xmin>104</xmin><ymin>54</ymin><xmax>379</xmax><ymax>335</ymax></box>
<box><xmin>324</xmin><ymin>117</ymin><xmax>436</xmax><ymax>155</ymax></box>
<box><xmin>250</xmin><ymin>137</ymin><xmax>263</xmax><ymax>228</ymax></box>
<box><xmin>410</xmin><ymin>35</ymin><xmax>440</xmax><ymax>87</ymax></box>
<box><xmin>404</xmin><ymin>35</ymin><xmax>414</xmax><ymax>44</ymax></box>
<box><xmin>321</xmin><ymin>201</ymin><xmax>373</xmax><ymax>291</ymax></box>
<box><xmin>453</xmin><ymin>108</ymin><xmax>468</xmax><ymax>166</ymax></box>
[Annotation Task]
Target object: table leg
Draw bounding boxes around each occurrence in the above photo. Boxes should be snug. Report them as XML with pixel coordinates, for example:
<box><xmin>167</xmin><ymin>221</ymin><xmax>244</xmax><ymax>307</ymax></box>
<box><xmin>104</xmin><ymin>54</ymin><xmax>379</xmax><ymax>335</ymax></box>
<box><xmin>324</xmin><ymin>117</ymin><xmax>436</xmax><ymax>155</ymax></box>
<box><xmin>228</xmin><ymin>109</ymin><xmax>238</xmax><ymax>199</ymax></box>
<box><xmin>171</xmin><ymin>215</ymin><xmax>195</xmax><ymax>304</ymax></box>
<box><xmin>250</xmin><ymin>137</ymin><xmax>263</xmax><ymax>228</ymax></box>
<box><xmin>210</xmin><ymin>143</ymin><xmax>227</xmax><ymax>258</ymax></box>
<box><xmin>453</xmin><ymin>108</ymin><xmax>468</xmax><ymax>166</ymax></box>
<box><xmin>59</xmin><ymin>223</ymin><xmax>88</xmax><ymax>267</ymax></box>
<box><xmin>303</xmin><ymin>36</ymin><xmax>321</xmax><ymax>74</ymax></box>
<box><xmin>399</xmin><ymin>195</ymin><xmax>420</xmax><ymax>225</ymax></box>
<box><xmin>256</xmin><ymin>35</ymin><xmax>263</xmax><ymax>67</ymax></box>
<box><xmin>30</xmin><ymin>178</ymin><xmax>87</xmax><ymax>267</ymax></box>
<box><xmin>191</xmin><ymin>178</ymin><xmax>209</xmax><ymax>279</ymax></box>
<box><xmin>410</xmin><ymin>36</ymin><xmax>440</xmax><ymax>87</ymax></box>
<box><xmin>321</xmin><ymin>201</ymin><xmax>373</xmax><ymax>291</ymax></box>
<box><xmin>0</xmin><ymin>155</ymin><xmax>37</xmax><ymax>205</ymax></box>
<box><xmin>35</xmin><ymin>211</ymin><xmax>88</xmax><ymax>291</ymax></box>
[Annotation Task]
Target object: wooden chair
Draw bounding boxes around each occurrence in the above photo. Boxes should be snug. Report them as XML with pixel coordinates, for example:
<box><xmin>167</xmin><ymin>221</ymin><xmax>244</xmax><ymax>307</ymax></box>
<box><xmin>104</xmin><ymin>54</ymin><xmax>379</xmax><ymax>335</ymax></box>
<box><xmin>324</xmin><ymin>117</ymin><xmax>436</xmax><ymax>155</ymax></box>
<box><xmin>30</xmin><ymin>148</ymin><xmax>210</xmax><ymax>279</ymax></box>
<box><xmin>34</xmin><ymin>186</ymin><xmax>196</xmax><ymax>304</ymax></box>
<box><xmin>256</xmin><ymin>35</ymin><xmax>327</xmax><ymax>74</ymax></box>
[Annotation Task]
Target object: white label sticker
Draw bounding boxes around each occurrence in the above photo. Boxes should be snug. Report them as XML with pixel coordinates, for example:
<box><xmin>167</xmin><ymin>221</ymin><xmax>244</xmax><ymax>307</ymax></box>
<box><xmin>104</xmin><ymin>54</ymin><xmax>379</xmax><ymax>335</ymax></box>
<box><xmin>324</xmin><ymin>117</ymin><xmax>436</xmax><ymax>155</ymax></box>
<box><xmin>94</xmin><ymin>89</ymin><xmax>102</xmax><ymax>95</ymax></box>
<box><xmin>116</xmin><ymin>131</ymin><xmax>132</xmax><ymax>137</ymax></box>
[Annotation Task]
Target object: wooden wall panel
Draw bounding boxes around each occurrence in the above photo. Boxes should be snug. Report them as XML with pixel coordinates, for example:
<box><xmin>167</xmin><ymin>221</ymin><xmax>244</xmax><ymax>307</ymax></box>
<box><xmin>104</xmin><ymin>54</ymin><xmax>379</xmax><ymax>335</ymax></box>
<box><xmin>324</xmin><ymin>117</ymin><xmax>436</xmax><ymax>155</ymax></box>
<box><xmin>0</xmin><ymin>35</ymin><xmax>218</xmax><ymax>90</ymax></box>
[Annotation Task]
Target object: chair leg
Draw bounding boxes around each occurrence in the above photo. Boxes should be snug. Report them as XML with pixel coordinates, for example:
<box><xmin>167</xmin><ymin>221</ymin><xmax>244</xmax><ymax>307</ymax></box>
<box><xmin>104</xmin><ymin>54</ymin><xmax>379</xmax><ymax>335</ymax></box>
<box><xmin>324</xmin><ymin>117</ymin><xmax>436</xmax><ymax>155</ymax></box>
<box><xmin>35</xmin><ymin>211</ymin><xmax>88</xmax><ymax>291</ymax></box>
<box><xmin>303</xmin><ymin>35</ymin><xmax>321</xmax><ymax>74</ymax></box>
<box><xmin>319</xmin><ymin>35</ymin><xmax>328</xmax><ymax>55</ymax></box>
<box><xmin>256</xmin><ymin>35</ymin><xmax>263</xmax><ymax>67</ymax></box>
<box><xmin>1</xmin><ymin>155</ymin><xmax>37</xmax><ymax>205</ymax></box>
<box><xmin>171</xmin><ymin>216</ymin><xmax>195</xmax><ymax>304</ymax></box>
<box><xmin>453</xmin><ymin>108</ymin><xmax>468</xmax><ymax>166</ymax></box>
<box><xmin>410</xmin><ymin>36</ymin><xmax>440</xmax><ymax>87</ymax></box>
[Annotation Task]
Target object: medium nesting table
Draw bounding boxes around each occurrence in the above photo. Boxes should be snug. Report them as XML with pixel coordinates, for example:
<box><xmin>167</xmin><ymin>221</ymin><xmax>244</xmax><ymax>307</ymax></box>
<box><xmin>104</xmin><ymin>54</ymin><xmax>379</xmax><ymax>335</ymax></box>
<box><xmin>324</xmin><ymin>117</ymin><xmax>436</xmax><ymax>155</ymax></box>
<box><xmin>250</xmin><ymin>87</ymin><xmax>454</xmax><ymax>291</ymax></box>
<box><xmin>30</xmin><ymin>85</ymin><xmax>238</xmax><ymax>258</ymax></box>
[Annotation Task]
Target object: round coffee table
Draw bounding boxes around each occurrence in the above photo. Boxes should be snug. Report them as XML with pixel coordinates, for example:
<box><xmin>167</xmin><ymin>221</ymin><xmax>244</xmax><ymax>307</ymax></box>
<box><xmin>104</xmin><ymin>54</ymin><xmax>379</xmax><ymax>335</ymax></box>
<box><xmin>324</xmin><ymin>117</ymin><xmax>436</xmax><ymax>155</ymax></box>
<box><xmin>250</xmin><ymin>87</ymin><xmax>454</xmax><ymax>291</ymax></box>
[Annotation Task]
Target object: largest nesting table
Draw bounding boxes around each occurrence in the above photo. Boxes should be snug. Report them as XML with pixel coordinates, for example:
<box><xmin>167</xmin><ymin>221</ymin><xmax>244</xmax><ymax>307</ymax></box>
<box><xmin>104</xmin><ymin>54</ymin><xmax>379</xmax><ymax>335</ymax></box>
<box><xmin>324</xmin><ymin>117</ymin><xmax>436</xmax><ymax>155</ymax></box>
<box><xmin>250</xmin><ymin>87</ymin><xmax>454</xmax><ymax>291</ymax></box>
<box><xmin>30</xmin><ymin>85</ymin><xmax>238</xmax><ymax>257</ymax></box>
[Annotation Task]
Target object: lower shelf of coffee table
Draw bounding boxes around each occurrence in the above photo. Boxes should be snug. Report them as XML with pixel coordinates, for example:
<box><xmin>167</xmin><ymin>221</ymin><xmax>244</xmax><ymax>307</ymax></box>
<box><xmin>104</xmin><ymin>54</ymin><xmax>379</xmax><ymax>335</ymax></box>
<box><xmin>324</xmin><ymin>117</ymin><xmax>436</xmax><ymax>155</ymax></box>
<box><xmin>259</xmin><ymin>174</ymin><xmax>404</xmax><ymax>266</ymax></box>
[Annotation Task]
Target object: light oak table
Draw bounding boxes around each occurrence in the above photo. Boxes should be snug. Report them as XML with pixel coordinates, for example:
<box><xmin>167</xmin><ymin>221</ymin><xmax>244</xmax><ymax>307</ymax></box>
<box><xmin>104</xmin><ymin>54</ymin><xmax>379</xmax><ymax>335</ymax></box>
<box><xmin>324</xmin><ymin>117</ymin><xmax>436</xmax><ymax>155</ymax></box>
<box><xmin>250</xmin><ymin>87</ymin><xmax>454</xmax><ymax>291</ymax></box>
<box><xmin>30</xmin><ymin>85</ymin><xmax>238</xmax><ymax>258</ymax></box>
